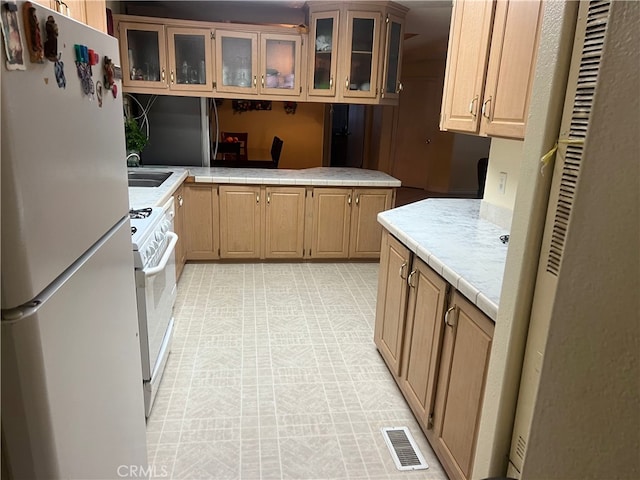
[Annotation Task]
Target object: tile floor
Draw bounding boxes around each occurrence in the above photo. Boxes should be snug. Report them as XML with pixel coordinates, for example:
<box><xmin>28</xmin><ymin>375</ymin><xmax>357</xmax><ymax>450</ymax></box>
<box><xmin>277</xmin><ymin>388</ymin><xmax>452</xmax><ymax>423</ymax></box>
<box><xmin>146</xmin><ymin>262</ymin><xmax>446</xmax><ymax>479</ymax></box>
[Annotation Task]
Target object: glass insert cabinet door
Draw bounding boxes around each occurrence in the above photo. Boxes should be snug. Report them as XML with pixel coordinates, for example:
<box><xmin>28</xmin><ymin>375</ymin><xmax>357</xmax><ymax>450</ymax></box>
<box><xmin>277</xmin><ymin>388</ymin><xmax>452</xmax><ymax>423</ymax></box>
<box><xmin>343</xmin><ymin>11</ymin><xmax>381</xmax><ymax>99</ymax></box>
<box><xmin>382</xmin><ymin>14</ymin><xmax>404</xmax><ymax>100</ymax></box>
<box><xmin>120</xmin><ymin>22</ymin><xmax>167</xmax><ymax>89</ymax></box>
<box><xmin>308</xmin><ymin>11</ymin><xmax>339</xmax><ymax>97</ymax></box>
<box><xmin>260</xmin><ymin>34</ymin><xmax>302</xmax><ymax>96</ymax></box>
<box><xmin>167</xmin><ymin>27</ymin><xmax>213</xmax><ymax>92</ymax></box>
<box><xmin>215</xmin><ymin>30</ymin><xmax>258</xmax><ymax>94</ymax></box>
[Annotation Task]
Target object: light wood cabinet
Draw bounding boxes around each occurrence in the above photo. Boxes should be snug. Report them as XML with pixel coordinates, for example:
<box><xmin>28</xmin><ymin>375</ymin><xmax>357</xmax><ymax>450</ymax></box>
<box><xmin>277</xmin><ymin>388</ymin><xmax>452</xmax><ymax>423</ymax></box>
<box><xmin>374</xmin><ymin>229</ymin><xmax>495</xmax><ymax>480</ymax></box>
<box><xmin>310</xmin><ymin>188</ymin><xmax>352</xmax><ymax>258</ymax></box>
<box><xmin>219</xmin><ymin>185</ymin><xmax>262</xmax><ymax>259</ymax></box>
<box><xmin>264</xmin><ymin>187</ymin><xmax>306</xmax><ymax>259</ymax></box>
<box><xmin>214</xmin><ymin>30</ymin><xmax>304</xmax><ymax>98</ymax></box>
<box><xmin>84</xmin><ymin>0</ymin><xmax>106</xmax><ymax>33</ymax></box>
<box><xmin>306</xmin><ymin>2</ymin><xmax>407</xmax><ymax>105</ymax></box>
<box><xmin>432</xmin><ymin>291</ymin><xmax>494</xmax><ymax>480</ymax></box>
<box><xmin>167</xmin><ymin>27</ymin><xmax>214</xmax><ymax>93</ymax></box>
<box><xmin>218</xmin><ymin>185</ymin><xmax>306</xmax><ymax>259</ymax></box>
<box><xmin>400</xmin><ymin>256</ymin><xmax>448</xmax><ymax>430</ymax></box>
<box><xmin>374</xmin><ymin>232</ymin><xmax>412</xmax><ymax>374</ymax></box>
<box><xmin>173</xmin><ymin>183</ymin><xmax>186</xmax><ymax>279</ymax></box>
<box><xmin>440</xmin><ymin>0</ymin><xmax>543</xmax><ymax>139</ymax></box>
<box><xmin>349</xmin><ymin>188</ymin><xmax>393</xmax><ymax>258</ymax></box>
<box><xmin>118</xmin><ymin>21</ymin><xmax>213</xmax><ymax>95</ymax></box>
<box><xmin>184</xmin><ymin>183</ymin><xmax>219</xmax><ymax>260</ymax></box>
<box><xmin>214</xmin><ymin>30</ymin><xmax>259</xmax><ymax>95</ymax></box>
<box><xmin>310</xmin><ymin>187</ymin><xmax>393</xmax><ymax>259</ymax></box>
<box><xmin>33</xmin><ymin>0</ymin><xmax>105</xmax><ymax>32</ymax></box>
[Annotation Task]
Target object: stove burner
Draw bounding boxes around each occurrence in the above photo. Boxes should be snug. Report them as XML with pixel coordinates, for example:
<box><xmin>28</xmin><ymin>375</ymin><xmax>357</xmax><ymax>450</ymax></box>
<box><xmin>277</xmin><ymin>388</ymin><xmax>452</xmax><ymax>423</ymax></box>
<box><xmin>129</xmin><ymin>208</ymin><xmax>153</xmax><ymax>219</ymax></box>
<box><xmin>131</xmin><ymin>226</ymin><xmax>137</xmax><ymax>236</ymax></box>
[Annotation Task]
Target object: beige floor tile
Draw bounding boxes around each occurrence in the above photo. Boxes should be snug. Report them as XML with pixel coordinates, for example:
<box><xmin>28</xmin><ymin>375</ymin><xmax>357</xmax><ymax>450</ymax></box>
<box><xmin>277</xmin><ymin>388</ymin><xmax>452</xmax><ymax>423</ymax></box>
<box><xmin>150</xmin><ymin>262</ymin><xmax>446</xmax><ymax>479</ymax></box>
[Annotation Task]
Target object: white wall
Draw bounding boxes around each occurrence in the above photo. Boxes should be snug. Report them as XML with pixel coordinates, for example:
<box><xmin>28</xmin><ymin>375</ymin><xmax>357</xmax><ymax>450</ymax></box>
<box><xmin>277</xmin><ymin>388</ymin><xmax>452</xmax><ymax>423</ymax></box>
<box><xmin>483</xmin><ymin>139</ymin><xmax>523</xmax><ymax>210</ymax></box>
<box><xmin>448</xmin><ymin>134</ymin><xmax>491</xmax><ymax>195</ymax></box>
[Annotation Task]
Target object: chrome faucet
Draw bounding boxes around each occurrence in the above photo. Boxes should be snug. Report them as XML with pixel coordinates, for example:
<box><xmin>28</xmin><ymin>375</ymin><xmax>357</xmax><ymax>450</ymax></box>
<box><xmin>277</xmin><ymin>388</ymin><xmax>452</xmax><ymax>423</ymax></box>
<box><xmin>126</xmin><ymin>152</ymin><xmax>140</xmax><ymax>167</ymax></box>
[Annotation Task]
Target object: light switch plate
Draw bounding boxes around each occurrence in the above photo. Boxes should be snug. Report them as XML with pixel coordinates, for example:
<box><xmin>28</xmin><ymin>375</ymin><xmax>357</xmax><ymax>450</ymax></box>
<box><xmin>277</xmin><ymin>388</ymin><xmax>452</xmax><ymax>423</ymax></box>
<box><xmin>498</xmin><ymin>172</ymin><xmax>507</xmax><ymax>195</ymax></box>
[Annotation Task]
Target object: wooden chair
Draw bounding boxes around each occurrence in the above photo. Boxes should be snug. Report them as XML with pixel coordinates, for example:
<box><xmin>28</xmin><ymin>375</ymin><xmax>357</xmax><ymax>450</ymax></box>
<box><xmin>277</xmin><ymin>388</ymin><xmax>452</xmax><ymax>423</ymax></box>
<box><xmin>270</xmin><ymin>136</ymin><xmax>283</xmax><ymax>168</ymax></box>
<box><xmin>220</xmin><ymin>132</ymin><xmax>248</xmax><ymax>161</ymax></box>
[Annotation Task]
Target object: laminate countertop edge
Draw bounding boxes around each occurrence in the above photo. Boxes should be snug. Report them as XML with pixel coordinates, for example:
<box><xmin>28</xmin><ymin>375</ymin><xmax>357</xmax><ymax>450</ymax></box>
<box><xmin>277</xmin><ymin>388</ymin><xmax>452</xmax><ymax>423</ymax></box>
<box><xmin>378</xmin><ymin>198</ymin><xmax>509</xmax><ymax>321</ymax></box>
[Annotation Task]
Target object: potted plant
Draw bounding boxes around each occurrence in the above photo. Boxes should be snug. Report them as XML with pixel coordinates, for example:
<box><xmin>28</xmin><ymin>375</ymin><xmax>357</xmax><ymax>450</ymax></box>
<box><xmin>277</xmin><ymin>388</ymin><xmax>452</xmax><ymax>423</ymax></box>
<box><xmin>125</xmin><ymin>117</ymin><xmax>148</xmax><ymax>166</ymax></box>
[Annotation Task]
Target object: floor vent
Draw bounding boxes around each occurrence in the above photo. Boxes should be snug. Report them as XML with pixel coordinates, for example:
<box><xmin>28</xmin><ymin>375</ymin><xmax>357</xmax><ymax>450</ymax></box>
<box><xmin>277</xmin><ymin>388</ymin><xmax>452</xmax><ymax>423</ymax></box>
<box><xmin>381</xmin><ymin>427</ymin><xmax>429</xmax><ymax>471</ymax></box>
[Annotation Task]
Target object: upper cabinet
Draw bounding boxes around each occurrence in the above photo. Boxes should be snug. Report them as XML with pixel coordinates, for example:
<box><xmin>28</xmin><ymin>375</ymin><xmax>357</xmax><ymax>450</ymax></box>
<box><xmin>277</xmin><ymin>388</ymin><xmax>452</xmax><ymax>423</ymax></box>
<box><xmin>33</xmin><ymin>0</ymin><xmax>106</xmax><ymax>32</ymax></box>
<box><xmin>115</xmin><ymin>15</ymin><xmax>306</xmax><ymax>100</ymax></box>
<box><xmin>440</xmin><ymin>0</ymin><xmax>543</xmax><ymax>139</ymax></box>
<box><xmin>118</xmin><ymin>21</ymin><xmax>214</xmax><ymax>95</ymax></box>
<box><xmin>214</xmin><ymin>30</ymin><xmax>303</xmax><ymax>97</ymax></box>
<box><xmin>306</xmin><ymin>1</ymin><xmax>407</xmax><ymax>105</ymax></box>
<box><xmin>167</xmin><ymin>27</ymin><xmax>214</xmax><ymax>93</ymax></box>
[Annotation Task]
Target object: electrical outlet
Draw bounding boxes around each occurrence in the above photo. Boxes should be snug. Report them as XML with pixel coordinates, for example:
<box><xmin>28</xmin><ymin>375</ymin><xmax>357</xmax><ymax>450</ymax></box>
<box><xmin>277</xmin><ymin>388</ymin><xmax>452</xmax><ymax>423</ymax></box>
<box><xmin>498</xmin><ymin>172</ymin><xmax>507</xmax><ymax>195</ymax></box>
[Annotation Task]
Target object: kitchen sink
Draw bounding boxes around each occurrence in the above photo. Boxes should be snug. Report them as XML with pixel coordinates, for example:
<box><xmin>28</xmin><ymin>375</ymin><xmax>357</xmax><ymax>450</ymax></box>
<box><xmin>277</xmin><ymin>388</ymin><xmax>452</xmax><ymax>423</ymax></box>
<box><xmin>127</xmin><ymin>171</ymin><xmax>171</xmax><ymax>188</ymax></box>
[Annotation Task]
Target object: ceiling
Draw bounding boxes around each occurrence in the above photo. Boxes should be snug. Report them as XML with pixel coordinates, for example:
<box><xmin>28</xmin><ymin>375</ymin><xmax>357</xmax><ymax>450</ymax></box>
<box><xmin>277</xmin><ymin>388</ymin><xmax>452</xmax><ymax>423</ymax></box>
<box><xmin>396</xmin><ymin>1</ymin><xmax>452</xmax><ymax>60</ymax></box>
<box><xmin>123</xmin><ymin>1</ymin><xmax>453</xmax><ymax>60</ymax></box>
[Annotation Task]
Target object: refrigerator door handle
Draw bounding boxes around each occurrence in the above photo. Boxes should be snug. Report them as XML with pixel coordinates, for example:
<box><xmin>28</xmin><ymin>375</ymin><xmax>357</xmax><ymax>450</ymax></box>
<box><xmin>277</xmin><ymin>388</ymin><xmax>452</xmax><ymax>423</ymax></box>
<box><xmin>143</xmin><ymin>232</ymin><xmax>178</xmax><ymax>278</ymax></box>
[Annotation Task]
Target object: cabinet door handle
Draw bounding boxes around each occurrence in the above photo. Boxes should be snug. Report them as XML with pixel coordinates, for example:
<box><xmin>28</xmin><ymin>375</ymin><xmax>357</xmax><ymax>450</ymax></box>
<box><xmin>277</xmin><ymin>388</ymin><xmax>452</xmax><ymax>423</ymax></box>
<box><xmin>469</xmin><ymin>96</ymin><xmax>478</xmax><ymax>117</ymax></box>
<box><xmin>170</xmin><ymin>70</ymin><xmax>174</xmax><ymax>84</ymax></box>
<box><xmin>253</xmin><ymin>75</ymin><xmax>257</xmax><ymax>87</ymax></box>
<box><xmin>355</xmin><ymin>194</ymin><xmax>360</xmax><ymax>205</ymax></box>
<box><xmin>329</xmin><ymin>76</ymin><xmax>334</xmax><ymax>89</ymax></box>
<box><xmin>399</xmin><ymin>261</ymin><xmax>407</xmax><ymax>280</ymax></box>
<box><xmin>407</xmin><ymin>269</ymin><xmax>417</xmax><ymax>288</ymax></box>
<box><xmin>481</xmin><ymin>96</ymin><xmax>492</xmax><ymax>119</ymax></box>
<box><xmin>256</xmin><ymin>194</ymin><xmax>260</xmax><ymax>204</ymax></box>
<box><xmin>267</xmin><ymin>192</ymin><xmax>271</xmax><ymax>205</ymax></box>
<box><xmin>397</xmin><ymin>81</ymin><xmax>404</xmax><ymax>94</ymax></box>
<box><xmin>347</xmin><ymin>194</ymin><xmax>352</xmax><ymax>205</ymax></box>
<box><xmin>345</xmin><ymin>76</ymin><xmax>349</xmax><ymax>90</ymax></box>
<box><xmin>161</xmin><ymin>68</ymin><xmax>165</xmax><ymax>81</ymax></box>
<box><xmin>444</xmin><ymin>306</ymin><xmax>456</xmax><ymax>327</ymax></box>
<box><xmin>177</xmin><ymin>195</ymin><xmax>183</xmax><ymax>207</ymax></box>
<box><xmin>261</xmin><ymin>74</ymin><xmax>265</xmax><ymax>87</ymax></box>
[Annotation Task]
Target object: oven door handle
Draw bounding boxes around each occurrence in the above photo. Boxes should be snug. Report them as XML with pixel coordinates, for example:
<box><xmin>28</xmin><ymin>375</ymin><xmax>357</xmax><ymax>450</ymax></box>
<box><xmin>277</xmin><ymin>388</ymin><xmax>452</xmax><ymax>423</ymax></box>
<box><xmin>144</xmin><ymin>232</ymin><xmax>178</xmax><ymax>278</ymax></box>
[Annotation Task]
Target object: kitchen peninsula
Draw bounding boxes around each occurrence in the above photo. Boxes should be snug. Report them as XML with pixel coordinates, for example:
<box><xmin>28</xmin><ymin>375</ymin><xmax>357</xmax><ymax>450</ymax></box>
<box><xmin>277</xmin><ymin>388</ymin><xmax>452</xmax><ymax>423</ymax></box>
<box><xmin>128</xmin><ymin>166</ymin><xmax>401</xmax><ymax>276</ymax></box>
<box><xmin>374</xmin><ymin>198</ymin><xmax>507</xmax><ymax>480</ymax></box>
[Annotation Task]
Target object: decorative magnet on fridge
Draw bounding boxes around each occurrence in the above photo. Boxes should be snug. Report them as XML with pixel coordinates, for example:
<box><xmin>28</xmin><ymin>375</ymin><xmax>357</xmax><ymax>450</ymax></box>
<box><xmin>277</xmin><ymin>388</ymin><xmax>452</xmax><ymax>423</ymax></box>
<box><xmin>0</xmin><ymin>1</ymin><xmax>26</xmax><ymax>70</ymax></box>
<box><xmin>22</xmin><ymin>2</ymin><xmax>43</xmax><ymax>63</ymax></box>
<box><xmin>103</xmin><ymin>55</ymin><xmax>118</xmax><ymax>98</ymax></box>
<box><xmin>43</xmin><ymin>14</ymin><xmax>58</xmax><ymax>62</ymax></box>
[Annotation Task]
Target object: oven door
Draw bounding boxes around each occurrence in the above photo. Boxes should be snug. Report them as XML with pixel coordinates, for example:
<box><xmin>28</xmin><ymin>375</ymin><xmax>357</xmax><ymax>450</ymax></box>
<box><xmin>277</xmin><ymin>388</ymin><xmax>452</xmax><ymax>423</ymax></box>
<box><xmin>136</xmin><ymin>232</ymin><xmax>178</xmax><ymax>381</ymax></box>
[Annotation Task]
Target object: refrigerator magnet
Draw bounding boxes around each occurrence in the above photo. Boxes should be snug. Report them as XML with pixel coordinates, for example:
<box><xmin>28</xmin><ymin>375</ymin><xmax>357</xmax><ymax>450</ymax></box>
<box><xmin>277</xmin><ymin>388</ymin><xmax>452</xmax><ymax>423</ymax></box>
<box><xmin>0</xmin><ymin>1</ymin><xmax>26</xmax><ymax>70</ymax></box>
<box><xmin>96</xmin><ymin>80</ymin><xmax>103</xmax><ymax>107</ymax></box>
<box><xmin>54</xmin><ymin>54</ymin><xmax>65</xmax><ymax>88</ymax></box>
<box><xmin>43</xmin><ymin>15</ymin><xmax>58</xmax><ymax>62</ymax></box>
<box><xmin>22</xmin><ymin>2</ymin><xmax>44</xmax><ymax>63</ymax></box>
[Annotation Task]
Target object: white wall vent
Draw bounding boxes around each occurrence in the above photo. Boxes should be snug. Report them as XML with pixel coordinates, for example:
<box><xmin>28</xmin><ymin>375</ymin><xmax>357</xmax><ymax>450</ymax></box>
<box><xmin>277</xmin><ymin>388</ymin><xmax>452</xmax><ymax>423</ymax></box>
<box><xmin>546</xmin><ymin>0</ymin><xmax>610</xmax><ymax>277</ymax></box>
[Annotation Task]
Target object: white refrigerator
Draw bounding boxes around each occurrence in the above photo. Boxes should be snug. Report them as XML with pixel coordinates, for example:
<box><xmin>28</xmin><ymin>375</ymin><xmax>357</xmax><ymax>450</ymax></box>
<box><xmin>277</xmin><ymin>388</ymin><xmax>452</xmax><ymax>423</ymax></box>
<box><xmin>1</xmin><ymin>3</ymin><xmax>148</xmax><ymax>479</ymax></box>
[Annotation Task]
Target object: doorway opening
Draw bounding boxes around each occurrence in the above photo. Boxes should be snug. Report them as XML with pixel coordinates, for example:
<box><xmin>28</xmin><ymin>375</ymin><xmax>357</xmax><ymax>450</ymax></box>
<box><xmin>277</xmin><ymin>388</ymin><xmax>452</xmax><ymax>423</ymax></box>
<box><xmin>329</xmin><ymin>104</ymin><xmax>366</xmax><ymax>168</ymax></box>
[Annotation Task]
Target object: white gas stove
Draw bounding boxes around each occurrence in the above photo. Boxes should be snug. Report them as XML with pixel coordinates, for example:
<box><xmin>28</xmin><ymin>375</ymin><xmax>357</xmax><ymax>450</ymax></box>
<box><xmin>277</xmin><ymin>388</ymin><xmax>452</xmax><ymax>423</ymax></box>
<box><xmin>128</xmin><ymin>203</ymin><xmax>177</xmax><ymax>417</ymax></box>
<box><xmin>130</xmin><ymin>207</ymin><xmax>171</xmax><ymax>269</ymax></box>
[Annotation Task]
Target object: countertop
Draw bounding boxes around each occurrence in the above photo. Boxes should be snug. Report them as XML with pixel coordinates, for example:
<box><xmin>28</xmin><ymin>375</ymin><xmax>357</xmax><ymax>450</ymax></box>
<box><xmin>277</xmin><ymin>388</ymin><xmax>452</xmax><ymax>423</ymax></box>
<box><xmin>187</xmin><ymin>166</ymin><xmax>401</xmax><ymax>186</ymax></box>
<box><xmin>128</xmin><ymin>166</ymin><xmax>401</xmax><ymax>209</ymax></box>
<box><xmin>377</xmin><ymin>199</ymin><xmax>509</xmax><ymax>321</ymax></box>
